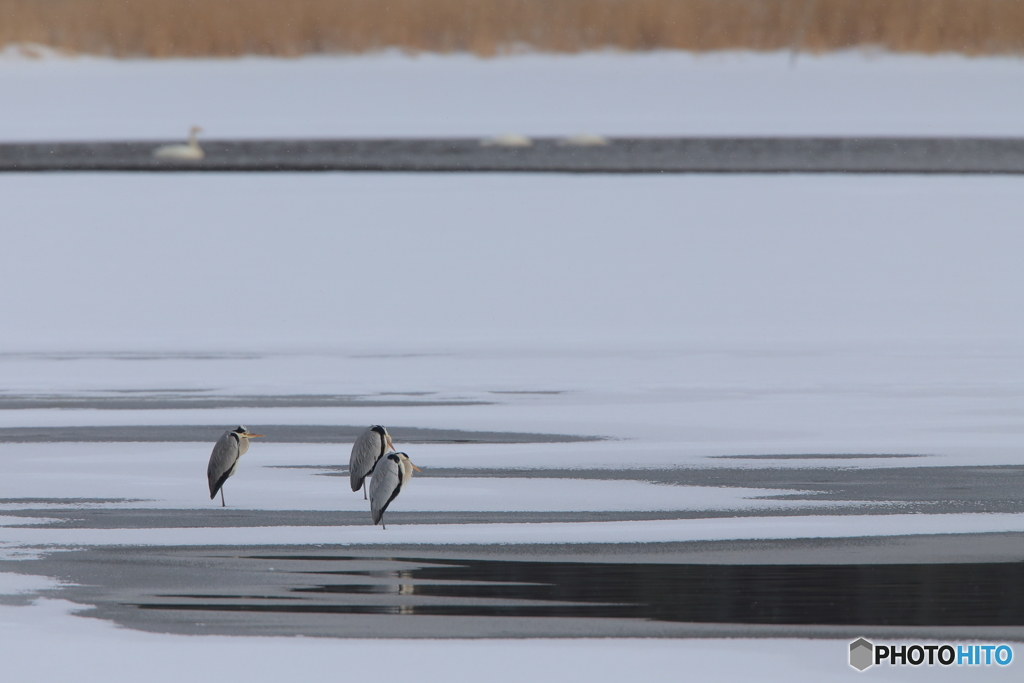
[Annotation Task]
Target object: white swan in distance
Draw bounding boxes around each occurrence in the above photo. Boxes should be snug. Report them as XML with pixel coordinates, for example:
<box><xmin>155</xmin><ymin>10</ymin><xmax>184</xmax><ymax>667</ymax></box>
<box><xmin>153</xmin><ymin>126</ymin><xmax>204</xmax><ymax>160</ymax></box>
<box><xmin>558</xmin><ymin>134</ymin><xmax>610</xmax><ymax>146</ymax></box>
<box><xmin>480</xmin><ymin>133</ymin><xmax>533</xmax><ymax>147</ymax></box>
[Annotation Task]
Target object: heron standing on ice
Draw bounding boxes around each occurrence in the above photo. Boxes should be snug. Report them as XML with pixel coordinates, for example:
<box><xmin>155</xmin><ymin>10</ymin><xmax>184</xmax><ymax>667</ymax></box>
<box><xmin>349</xmin><ymin>425</ymin><xmax>394</xmax><ymax>499</ymax></box>
<box><xmin>207</xmin><ymin>425</ymin><xmax>264</xmax><ymax>507</ymax></box>
<box><xmin>369</xmin><ymin>451</ymin><xmax>421</xmax><ymax>529</ymax></box>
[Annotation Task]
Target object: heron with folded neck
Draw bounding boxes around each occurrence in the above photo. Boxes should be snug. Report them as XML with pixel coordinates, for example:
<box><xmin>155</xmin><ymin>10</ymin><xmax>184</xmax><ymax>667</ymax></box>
<box><xmin>207</xmin><ymin>425</ymin><xmax>264</xmax><ymax>507</ymax></box>
<box><xmin>369</xmin><ymin>451</ymin><xmax>421</xmax><ymax>529</ymax></box>
<box><xmin>349</xmin><ymin>425</ymin><xmax>394</xmax><ymax>500</ymax></box>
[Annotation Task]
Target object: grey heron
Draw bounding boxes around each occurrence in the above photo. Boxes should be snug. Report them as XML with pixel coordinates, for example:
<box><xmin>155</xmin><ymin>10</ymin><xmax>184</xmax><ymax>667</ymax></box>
<box><xmin>349</xmin><ymin>425</ymin><xmax>394</xmax><ymax>500</ymax></box>
<box><xmin>153</xmin><ymin>125</ymin><xmax>204</xmax><ymax>160</ymax></box>
<box><xmin>369</xmin><ymin>451</ymin><xmax>421</xmax><ymax>529</ymax></box>
<box><xmin>207</xmin><ymin>425</ymin><xmax>264</xmax><ymax>507</ymax></box>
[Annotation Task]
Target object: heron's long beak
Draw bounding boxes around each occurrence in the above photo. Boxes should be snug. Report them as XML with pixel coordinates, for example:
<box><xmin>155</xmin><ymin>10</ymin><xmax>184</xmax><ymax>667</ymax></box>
<box><xmin>246</xmin><ymin>433</ymin><xmax>265</xmax><ymax>438</ymax></box>
<box><xmin>386</xmin><ymin>435</ymin><xmax>394</xmax><ymax>450</ymax></box>
<box><xmin>410</xmin><ymin>463</ymin><xmax>422</xmax><ymax>472</ymax></box>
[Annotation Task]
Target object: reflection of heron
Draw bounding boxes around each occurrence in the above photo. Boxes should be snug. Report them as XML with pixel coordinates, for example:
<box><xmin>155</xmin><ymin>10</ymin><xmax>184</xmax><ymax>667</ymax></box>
<box><xmin>398</xmin><ymin>570</ymin><xmax>415</xmax><ymax>596</ymax></box>
<box><xmin>207</xmin><ymin>425</ymin><xmax>264</xmax><ymax>507</ymax></box>
<box><xmin>349</xmin><ymin>425</ymin><xmax>393</xmax><ymax>500</ymax></box>
<box><xmin>377</xmin><ymin>570</ymin><xmax>417</xmax><ymax>596</ymax></box>
<box><xmin>153</xmin><ymin>125</ymin><xmax>204</xmax><ymax>159</ymax></box>
<box><xmin>369</xmin><ymin>451</ymin><xmax>421</xmax><ymax>529</ymax></box>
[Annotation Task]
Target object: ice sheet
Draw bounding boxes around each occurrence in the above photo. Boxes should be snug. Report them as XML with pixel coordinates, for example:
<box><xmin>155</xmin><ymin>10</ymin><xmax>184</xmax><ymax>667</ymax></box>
<box><xmin>0</xmin><ymin>572</ymin><xmax>64</xmax><ymax>594</ymax></box>
<box><xmin>0</xmin><ymin>596</ymin><xmax>966</xmax><ymax>683</ymax></box>
<box><xmin>3</xmin><ymin>51</ymin><xmax>1024</xmax><ymax>140</ymax></box>
<box><xmin>0</xmin><ymin>441</ymin><xmax>872</xmax><ymax>513</ymax></box>
<box><xmin>2</xmin><ymin>171</ymin><xmax>1023</xmax><ymax>548</ymax></box>
<box><xmin>2</xmin><ymin>513</ymin><xmax>1022</xmax><ymax>548</ymax></box>
<box><xmin>2</xmin><ymin>173</ymin><xmax>1024</xmax><ymax>353</ymax></box>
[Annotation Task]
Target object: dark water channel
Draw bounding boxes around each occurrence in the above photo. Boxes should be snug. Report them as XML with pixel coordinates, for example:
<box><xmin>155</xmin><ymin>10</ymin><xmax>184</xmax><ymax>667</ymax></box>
<box><xmin>136</xmin><ymin>555</ymin><xmax>1024</xmax><ymax>627</ymax></box>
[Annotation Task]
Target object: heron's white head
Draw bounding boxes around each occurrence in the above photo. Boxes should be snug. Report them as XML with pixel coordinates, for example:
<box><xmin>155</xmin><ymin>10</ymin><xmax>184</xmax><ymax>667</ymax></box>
<box><xmin>189</xmin><ymin>125</ymin><xmax>203</xmax><ymax>135</ymax></box>
<box><xmin>393</xmin><ymin>451</ymin><xmax>422</xmax><ymax>476</ymax></box>
<box><xmin>233</xmin><ymin>425</ymin><xmax>264</xmax><ymax>439</ymax></box>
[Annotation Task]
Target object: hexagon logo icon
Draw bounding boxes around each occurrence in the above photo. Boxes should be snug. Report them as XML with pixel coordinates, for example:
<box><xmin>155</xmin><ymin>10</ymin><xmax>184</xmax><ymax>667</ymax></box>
<box><xmin>850</xmin><ymin>638</ymin><xmax>874</xmax><ymax>671</ymax></box>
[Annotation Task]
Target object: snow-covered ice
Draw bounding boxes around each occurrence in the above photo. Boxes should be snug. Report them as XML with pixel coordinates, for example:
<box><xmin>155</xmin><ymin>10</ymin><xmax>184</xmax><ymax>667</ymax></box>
<box><xmin>2</xmin><ymin>169</ymin><xmax>1023</xmax><ymax>549</ymax></box>
<box><xmin>3</xmin><ymin>50</ymin><xmax>1024</xmax><ymax>140</ymax></box>
<box><xmin>2</xmin><ymin>171</ymin><xmax>1023</xmax><ymax>467</ymax></box>
<box><xmin>0</xmin><ymin>442</ymin><xmax>869</xmax><ymax>512</ymax></box>
<box><xmin>0</xmin><ymin>572</ymin><xmax>64</xmax><ymax>594</ymax></box>
<box><xmin>2</xmin><ymin>173</ymin><xmax>1024</xmax><ymax>351</ymax></box>
<box><xmin>6</xmin><ymin>514</ymin><xmax>1024</xmax><ymax>548</ymax></box>
<box><xmin>0</xmin><ymin>596</ymin><xmax>977</xmax><ymax>683</ymax></box>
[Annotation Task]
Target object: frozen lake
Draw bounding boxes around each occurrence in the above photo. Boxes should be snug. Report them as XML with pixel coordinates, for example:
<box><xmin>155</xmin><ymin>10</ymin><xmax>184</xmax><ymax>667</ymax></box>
<box><xmin>2</xmin><ymin>342</ymin><xmax>1024</xmax><ymax>657</ymax></box>
<box><xmin>2</xmin><ymin>169</ymin><xmax>1024</xmax><ymax>680</ymax></box>
<box><xmin>2</xmin><ymin>49</ymin><xmax>1024</xmax><ymax>682</ymax></box>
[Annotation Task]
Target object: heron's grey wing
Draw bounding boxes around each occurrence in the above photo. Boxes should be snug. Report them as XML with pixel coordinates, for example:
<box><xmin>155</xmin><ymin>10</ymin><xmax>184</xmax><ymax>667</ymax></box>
<box><xmin>207</xmin><ymin>431</ymin><xmax>239</xmax><ymax>499</ymax></box>
<box><xmin>349</xmin><ymin>428</ymin><xmax>383</xmax><ymax>492</ymax></box>
<box><xmin>369</xmin><ymin>453</ymin><xmax>403</xmax><ymax>525</ymax></box>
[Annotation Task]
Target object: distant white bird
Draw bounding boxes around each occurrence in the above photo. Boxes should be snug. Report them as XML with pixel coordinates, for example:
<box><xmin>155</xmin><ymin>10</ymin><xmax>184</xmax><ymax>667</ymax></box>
<box><xmin>207</xmin><ymin>425</ymin><xmax>263</xmax><ymax>507</ymax></box>
<box><xmin>480</xmin><ymin>133</ymin><xmax>532</xmax><ymax>147</ymax></box>
<box><xmin>369</xmin><ymin>451</ymin><xmax>421</xmax><ymax>529</ymax></box>
<box><xmin>153</xmin><ymin>125</ymin><xmax>204</xmax><ymax>160</ymax></box>
<box><xmin>558</xmin><ymin>134</ymin><xmax>610</xmax><ymax>147</ymax></box>
<box><xmin>349</xmin><ymin>425</ymin><xmax>394</xmax><ymax>499</ymax></box>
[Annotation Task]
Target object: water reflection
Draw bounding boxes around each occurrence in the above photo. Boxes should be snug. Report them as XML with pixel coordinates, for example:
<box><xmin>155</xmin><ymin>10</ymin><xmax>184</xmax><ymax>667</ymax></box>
<box><xmin>138</xmin><ymin>556</ymin><xmax>1024</xmax><ymax>626</ymax></box>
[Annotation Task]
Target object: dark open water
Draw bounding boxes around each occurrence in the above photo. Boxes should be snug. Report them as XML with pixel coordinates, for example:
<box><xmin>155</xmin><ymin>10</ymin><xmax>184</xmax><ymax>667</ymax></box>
<box><xmin>136</xmin><ymin>555</ymin><xmax>1024</xmax><ymax>627</ymax></box>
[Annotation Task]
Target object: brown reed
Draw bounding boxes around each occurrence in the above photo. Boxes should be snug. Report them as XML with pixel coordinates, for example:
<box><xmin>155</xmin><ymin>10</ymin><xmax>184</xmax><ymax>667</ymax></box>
<box><xmin>1</xmin><ymin>0</ymin><xmax>1023</xmax><ymax>58</ymax></box>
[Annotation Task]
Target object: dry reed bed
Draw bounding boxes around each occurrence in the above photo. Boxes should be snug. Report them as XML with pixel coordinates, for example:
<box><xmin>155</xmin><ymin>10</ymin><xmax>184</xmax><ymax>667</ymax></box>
<box><xmin>2</xmin><ymin>0</ymin><xmax>1023</xmax><ymax>57</ymax></box>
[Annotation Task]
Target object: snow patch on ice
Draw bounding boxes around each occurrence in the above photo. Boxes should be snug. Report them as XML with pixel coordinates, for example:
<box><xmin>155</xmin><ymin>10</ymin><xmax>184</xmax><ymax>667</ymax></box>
<box><xmin>0</xmin><ymin>572</ymin><xmax>65</xmax><ymax>594</ymax></box>
<box><xmin>2</xmin><ymin>513</ymin><xmax>1022</xmax><ymax>548</ymax></box>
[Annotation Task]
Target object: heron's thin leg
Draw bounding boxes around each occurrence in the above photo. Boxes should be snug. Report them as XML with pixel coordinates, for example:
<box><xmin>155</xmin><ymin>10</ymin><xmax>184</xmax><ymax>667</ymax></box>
<box><xmin>382</xmin><ymin>515</ymin><xmax>386</xmax><ymax>530</ymax></box>
<box><xmin>220</xmin><ymin>488</ymin><xmax>225</xmax><ymax>507</ymax></box>
<box><xmin>363</xmin><ymin>481</ymin><xmax>367</xmax><ymax>500</ymax></box>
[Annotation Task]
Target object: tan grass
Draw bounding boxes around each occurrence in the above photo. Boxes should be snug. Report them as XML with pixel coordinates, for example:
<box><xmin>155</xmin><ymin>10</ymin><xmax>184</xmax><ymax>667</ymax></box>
<box><xmin>1</xmin><ymin>0</ymin><xmax>1023</xmax><ymax>58</ymax></box>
